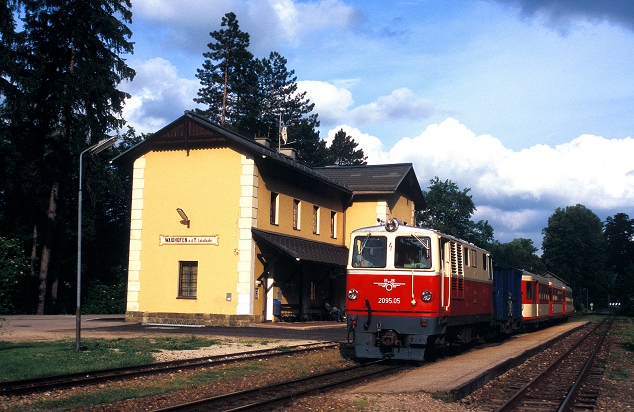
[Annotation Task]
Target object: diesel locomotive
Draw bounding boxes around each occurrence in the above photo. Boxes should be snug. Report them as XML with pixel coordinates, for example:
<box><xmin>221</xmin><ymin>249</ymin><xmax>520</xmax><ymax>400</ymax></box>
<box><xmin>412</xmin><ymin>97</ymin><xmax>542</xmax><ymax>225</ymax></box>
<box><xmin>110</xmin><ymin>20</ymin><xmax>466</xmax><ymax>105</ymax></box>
<box><xmin>345</xmin><ymin>219</ymin><xmax>572</xmax><ymax>361</ymax></box>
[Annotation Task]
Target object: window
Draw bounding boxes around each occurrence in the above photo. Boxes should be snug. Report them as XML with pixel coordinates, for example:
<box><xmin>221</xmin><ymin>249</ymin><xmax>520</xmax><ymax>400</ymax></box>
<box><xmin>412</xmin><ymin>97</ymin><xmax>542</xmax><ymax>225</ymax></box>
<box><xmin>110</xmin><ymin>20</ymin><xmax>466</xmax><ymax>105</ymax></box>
<box><xmin>178</xmin><ymin>261</ymin><xmax>197</xmax><ymax>298</ymax></box>
<box><xmin>270</xmin><ymin>192</ymin><xmax>279</xmax><ymax>225</ymax></box>
<box><xmin>351</xmin><ymin>235</ymin><xmax>387</xmax><ymax>268</ymax></box>
<box><xmin>526</xmin><ymin>282</ymin><xmax>533</xmax><ymax>301</ymax></box>
<box><xmin>482</xmin><ymin>253</ymin><xmax>487</xmax><ymax>270</ymax></box>
<box><xmin>471</xmin><ymin>249</ymin><xmax>477</xmax><ymax>267</ymax></box>
<box><xmin>312</xmin><ymin>205</ymin><xmax>320</xmax><ymax>234</ymax></box>
<box><xmin>463</xmin><ymin>247</ymin><xmax>469</xmax><ymax>267</ymax></box>
<box><xmin>293</xmin><ymin>199</ymin><xmax>301</xmax><ymax>230</ymax></box>
<box><xmin>330</xmin><ymin>211</ymin><xmax>337</xmax><ymax>238</ymax></box>
<box><xmin>395</xmin><ymin>236</ymin><xmax>431</xmax><ymax>269</ymax></box>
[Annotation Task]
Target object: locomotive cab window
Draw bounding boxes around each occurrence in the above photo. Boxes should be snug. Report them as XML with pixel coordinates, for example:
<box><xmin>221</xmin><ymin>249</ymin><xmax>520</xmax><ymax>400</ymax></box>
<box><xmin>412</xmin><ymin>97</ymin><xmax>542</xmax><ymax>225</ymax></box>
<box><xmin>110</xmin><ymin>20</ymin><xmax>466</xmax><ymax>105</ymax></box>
<box><xmin>351</xmin><ymin>235</ymin><xmax>387</xmax><ymax>268</ymax></box>
<box><xmin>395</xmin><ymin>236</ymin><xmax>431</xmax><ymax>269</ymax></box>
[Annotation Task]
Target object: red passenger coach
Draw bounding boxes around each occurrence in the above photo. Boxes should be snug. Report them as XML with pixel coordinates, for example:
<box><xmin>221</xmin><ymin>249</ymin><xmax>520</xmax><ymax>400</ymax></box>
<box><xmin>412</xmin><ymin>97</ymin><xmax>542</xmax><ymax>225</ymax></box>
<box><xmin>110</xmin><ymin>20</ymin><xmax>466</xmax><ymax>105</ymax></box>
<box><xmin>521</xmin><ymin>271</ymin><xmax>571</xmax><ymax>327</ymax></box>
<box><xmin>346</xmin><ymin>220</ymin><xmax>494</xmax><ymax>361</ymax></box>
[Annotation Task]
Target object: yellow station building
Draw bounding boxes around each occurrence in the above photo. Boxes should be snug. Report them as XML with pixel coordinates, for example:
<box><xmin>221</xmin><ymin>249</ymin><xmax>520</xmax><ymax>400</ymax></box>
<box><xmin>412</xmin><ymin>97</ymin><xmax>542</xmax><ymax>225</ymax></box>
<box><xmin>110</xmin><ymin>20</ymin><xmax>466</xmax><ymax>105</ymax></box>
<box><xmin>115</xmin><ymin>111</ymin><xmax>425</xmax><ymax>325</ymax></box>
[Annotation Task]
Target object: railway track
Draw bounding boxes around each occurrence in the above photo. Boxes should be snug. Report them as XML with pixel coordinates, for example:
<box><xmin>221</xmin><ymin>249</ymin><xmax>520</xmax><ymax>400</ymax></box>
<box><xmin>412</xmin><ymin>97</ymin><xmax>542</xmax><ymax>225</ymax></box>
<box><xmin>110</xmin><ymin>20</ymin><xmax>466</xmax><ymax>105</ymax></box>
<box><xmin>154</xmin><ymin>360</ymin><xmax>409</xmax><ymax>411</ymax></box>
<box><xmin>487</xmin><ymin>318</ymin><xmax>612</xmax><ymax>412</ymax></box>
<box><xmin>0</xmin><ymin>341</ymin><xmax>339</xmax><ymax>397</ymax></box>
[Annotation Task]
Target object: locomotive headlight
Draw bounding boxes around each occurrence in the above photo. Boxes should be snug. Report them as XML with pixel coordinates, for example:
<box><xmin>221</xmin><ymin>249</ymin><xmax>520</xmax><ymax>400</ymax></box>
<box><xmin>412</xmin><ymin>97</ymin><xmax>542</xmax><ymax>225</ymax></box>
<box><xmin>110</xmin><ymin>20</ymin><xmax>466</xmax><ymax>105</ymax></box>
<box><xmin>421</xmin><ymin>290</ymin><xmax>433</xmax><ymax>302</ymax></box>
<box><xmin>347</xmin><ymin>288</ymin><xmax>359</xmax><ymax>301</ymax></box>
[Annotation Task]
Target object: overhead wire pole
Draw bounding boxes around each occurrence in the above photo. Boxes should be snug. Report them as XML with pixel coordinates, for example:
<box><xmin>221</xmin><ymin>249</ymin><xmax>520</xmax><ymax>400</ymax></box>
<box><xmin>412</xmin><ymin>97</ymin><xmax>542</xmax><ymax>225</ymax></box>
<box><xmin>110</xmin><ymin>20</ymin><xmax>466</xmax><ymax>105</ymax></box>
<box><xmin>76</xmin><ymin>136</ymin><xmax>118</xmax><ymax>351</ymax></box>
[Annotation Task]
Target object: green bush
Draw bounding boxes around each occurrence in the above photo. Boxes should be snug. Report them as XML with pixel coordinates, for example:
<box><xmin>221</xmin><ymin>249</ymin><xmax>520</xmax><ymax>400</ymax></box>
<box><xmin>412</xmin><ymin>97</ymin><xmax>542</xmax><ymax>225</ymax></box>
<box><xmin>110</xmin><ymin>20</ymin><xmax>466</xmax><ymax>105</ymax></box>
<box><xmin>0</xmin><ymin>237</ymin><xmax>35</xmax><ymax>314</ymax></box>
<box><xmin>82</xmin><ymin>279</ymin><xmax>126</xmax><ymax>314</ymax></box>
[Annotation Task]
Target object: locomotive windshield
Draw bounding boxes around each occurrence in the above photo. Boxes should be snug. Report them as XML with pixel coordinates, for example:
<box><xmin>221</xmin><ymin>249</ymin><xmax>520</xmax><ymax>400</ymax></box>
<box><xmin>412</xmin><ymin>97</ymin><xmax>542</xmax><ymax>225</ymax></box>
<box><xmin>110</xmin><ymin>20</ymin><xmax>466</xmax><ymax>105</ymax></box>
<box><xmin>395</xmin><ymin>236</ymin><xmax>431</xmax><ymax>269</ymax></box>
<box><xmin>351</xmin><ymin>235</ymin><xmax>386</xmax><ymax>268</ymax></box>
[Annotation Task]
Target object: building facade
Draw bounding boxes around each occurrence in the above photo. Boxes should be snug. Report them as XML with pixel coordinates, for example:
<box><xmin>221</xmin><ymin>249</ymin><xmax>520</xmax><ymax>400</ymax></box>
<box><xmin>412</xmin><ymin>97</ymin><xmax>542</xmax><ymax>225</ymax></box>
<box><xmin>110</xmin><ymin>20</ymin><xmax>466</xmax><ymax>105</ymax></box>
<box><xmin>115</xmin><ymin>112</ymin><xmax>425</xmax><ymax>325</ymax></box>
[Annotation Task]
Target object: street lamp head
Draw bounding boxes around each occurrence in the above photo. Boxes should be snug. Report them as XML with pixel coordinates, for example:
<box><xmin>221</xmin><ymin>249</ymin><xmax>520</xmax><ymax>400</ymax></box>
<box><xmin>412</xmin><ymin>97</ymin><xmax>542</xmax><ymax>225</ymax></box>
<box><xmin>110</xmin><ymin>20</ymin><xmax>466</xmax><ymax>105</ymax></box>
<box><xmin>90</xmin><ymin>136</ymin><xmax>118</xmax><ymax>155</ymax></box>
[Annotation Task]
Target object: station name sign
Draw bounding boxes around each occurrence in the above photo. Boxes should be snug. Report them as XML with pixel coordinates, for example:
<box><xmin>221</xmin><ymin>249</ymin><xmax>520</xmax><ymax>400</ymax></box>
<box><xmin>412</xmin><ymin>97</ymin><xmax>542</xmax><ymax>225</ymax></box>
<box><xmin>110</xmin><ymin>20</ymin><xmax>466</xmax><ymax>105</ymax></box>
<box><xmin>159</xmin><ymin>235</ymin><xmax>219</xmax><ymax>245</ymax></box>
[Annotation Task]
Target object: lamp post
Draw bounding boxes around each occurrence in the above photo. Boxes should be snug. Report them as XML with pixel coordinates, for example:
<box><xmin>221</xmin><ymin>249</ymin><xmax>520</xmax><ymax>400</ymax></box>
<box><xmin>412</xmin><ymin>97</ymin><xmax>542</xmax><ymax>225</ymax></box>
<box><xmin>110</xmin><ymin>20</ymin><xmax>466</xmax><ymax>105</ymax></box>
<box><xmin>76</xmin><ymin>136</ymin><xmax>118</xmax><ymax>351</ymax></box>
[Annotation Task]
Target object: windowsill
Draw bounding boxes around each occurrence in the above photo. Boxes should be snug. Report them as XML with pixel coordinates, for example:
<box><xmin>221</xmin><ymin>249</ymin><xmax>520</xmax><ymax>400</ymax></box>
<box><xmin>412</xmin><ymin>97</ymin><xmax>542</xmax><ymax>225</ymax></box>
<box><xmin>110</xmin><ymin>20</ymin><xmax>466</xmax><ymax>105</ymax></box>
<box><xmin>177</xmin><ymin>296</ymin><xmax>197</xmax><ymax>299</ymax></box>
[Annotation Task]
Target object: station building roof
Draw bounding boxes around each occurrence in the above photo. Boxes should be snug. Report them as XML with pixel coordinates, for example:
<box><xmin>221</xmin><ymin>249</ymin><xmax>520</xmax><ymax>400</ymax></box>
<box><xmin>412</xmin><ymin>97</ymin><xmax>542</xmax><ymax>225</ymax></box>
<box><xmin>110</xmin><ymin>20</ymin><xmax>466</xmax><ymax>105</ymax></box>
<box><xmin>316</xmin><ymin>163</ymin><xmax>426</xmax><ymax>210</ymax></box>
<box><xmin>251</xmin><ymin>228</ymin><xmax>349</xmax><ymax>267</ymax></box>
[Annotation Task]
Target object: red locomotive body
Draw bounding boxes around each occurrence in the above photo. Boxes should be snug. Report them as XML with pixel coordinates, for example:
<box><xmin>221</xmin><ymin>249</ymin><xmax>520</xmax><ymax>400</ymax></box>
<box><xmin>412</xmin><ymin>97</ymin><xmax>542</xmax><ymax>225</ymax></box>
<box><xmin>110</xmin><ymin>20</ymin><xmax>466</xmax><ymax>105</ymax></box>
<box><xmin>346</xmin><ymin>220</ymin><xmax>494</xmax><ymax>360</ymax></box>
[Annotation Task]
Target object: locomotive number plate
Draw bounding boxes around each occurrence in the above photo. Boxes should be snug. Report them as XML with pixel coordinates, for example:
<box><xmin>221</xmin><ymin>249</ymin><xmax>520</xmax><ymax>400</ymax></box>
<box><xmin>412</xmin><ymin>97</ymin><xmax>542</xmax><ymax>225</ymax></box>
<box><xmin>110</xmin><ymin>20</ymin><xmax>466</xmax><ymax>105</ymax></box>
<box><xmin>378</xmin><ymin>297</ymin><xmax>401</xmax><ymax>304</ymax></box>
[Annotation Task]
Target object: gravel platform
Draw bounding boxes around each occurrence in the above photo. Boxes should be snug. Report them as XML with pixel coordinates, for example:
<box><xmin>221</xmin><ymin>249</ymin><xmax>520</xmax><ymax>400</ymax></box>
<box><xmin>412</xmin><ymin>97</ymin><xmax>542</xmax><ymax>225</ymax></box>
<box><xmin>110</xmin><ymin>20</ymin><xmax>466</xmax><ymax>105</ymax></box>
<box><xmin>352</xmin><ymin>321</ymin><xmax>586</xmax><ymax>396</ymax></box>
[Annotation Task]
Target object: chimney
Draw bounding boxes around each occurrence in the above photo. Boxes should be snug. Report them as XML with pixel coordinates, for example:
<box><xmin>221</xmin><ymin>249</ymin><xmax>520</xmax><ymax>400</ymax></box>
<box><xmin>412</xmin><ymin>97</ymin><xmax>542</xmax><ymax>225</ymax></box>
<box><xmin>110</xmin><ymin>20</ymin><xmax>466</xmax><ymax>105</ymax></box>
<box><xmin>255</xmin><ymin>137</ymin><xmax>271</xmax><ymax>147</ymax></box>
<box><xmin>279</xmin><ymin>148</ymin><xmax>296</xmax><ymax>159</ymax></box>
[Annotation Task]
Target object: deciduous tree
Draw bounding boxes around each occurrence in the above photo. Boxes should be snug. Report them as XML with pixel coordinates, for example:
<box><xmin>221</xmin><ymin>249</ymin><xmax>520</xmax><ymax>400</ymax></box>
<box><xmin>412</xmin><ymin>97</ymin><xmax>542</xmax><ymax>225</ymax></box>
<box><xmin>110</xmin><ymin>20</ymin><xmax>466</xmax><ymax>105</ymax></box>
<box><xmin>604</xmin><ymin>213</ymin><xmax>634</xmax><ymax>313</ymax></box>
<box><xmin>541</xmin><ymin>204</ymin><xmax>609</xmax><ymax>308</ymax></box>
<box><xmin>417</xmin><ymin>177</ymin><xmax>494</xmax><ymax>247</ymax></box>
<box><xmin>489</xmin><ymin>238</ymin><xmax>544</xmax><ymax>273</ymax></box>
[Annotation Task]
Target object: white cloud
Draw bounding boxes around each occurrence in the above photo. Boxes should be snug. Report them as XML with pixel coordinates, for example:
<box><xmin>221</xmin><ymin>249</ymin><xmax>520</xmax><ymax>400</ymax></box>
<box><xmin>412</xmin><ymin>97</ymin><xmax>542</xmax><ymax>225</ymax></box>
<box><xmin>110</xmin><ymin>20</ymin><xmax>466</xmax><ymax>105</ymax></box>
<box><xmin>350</xmin><ymin>88</ymin><xmax>436</xmax><ymax>124</ymax></box>
<box><xmin>374</xmin><ymin>118</ymin><xmax>634</xmax><ymax>214</ymax></box>
<box><xmin>131</xmin><ymin>0</ymin><xmax>361</xmax><ymax>56</ymax></box>
<box><xmin>300</xmin><ymin>82</ymin><xmax>438</xmax><ymax>128</ymax></box>
<box><xmin>342</xmin><ymin>118</ymin><xmax>634</xmax><ymax>248</ymax></box>
<box><xmin>123</xmin><ymin>58</ymin><xmax>201</xmax><ymax>133</ymax></box>
<box><xmin>270</xmin><ymin>0</ymin><xmax>361</xmax><ymax>40</ymax></box>
<box><xmin>298</xmin><ymin>80</ymin><xmax>353</xmax><ymax>124</ymax></box>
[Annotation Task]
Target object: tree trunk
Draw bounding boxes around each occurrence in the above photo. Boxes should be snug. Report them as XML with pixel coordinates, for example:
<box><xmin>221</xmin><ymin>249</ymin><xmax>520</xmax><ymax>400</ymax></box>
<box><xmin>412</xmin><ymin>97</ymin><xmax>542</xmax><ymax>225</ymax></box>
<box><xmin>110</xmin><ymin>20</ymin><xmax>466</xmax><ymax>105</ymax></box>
<box><xmin>221</xmin><ymin>61</ymin><xmax>228</xmax><ymax>125</ymax></box>
<box><xmin>30</xmin><ymin>224</ymin><xmax>38</xmax><ymax>279</ymax></box>
<box><xmin>36</xmin><ymin>180</ymin><xmax>59</xmax><ymax>315</ymax></box>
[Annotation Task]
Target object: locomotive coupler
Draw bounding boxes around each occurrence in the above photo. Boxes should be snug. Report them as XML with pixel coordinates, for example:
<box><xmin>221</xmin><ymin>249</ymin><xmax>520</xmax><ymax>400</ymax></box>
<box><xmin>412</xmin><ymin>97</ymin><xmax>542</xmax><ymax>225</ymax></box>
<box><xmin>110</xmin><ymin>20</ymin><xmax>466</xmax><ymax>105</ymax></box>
<box><xmin>379</xmin><ymin>330</ymin><xmax>402</xmax><ymax>348</ymax></box>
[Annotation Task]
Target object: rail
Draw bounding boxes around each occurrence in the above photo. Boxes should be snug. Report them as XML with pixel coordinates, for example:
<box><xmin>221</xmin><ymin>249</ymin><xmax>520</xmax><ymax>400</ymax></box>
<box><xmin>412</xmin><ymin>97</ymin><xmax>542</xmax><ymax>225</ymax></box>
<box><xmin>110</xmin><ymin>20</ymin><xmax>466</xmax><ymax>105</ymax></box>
<box><xmin>154</xmin><ymin>360</ymin><xmax>409</xmax><ymax>411</ymax></box>
<box><xmin>0</xmin><ymin>341</ymin><xmax>340</xmax><ymax>396</ymax></box>
<box><xmin>494</xmin><ymin>318</ymin><xmax>612</xmax><ymax>412</ymax></box>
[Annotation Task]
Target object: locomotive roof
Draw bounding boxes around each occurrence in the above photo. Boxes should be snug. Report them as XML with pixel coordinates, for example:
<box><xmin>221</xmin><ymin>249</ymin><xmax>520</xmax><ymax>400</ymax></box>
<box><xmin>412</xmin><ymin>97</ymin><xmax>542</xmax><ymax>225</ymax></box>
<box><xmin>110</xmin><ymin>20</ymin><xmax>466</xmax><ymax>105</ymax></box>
<box><xmin>351</xmin><ymin>224</ymin><xmax>489</xmax><ymax>253</ymax></box>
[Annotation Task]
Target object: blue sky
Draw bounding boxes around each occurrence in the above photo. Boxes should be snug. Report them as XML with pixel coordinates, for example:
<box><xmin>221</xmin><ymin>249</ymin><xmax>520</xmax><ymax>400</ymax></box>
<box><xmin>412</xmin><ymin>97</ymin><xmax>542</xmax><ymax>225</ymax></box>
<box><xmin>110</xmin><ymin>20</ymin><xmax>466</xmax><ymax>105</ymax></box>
<box><xmin>122</xmin><ymin>0</ymin><xmax>634</xmax><ymax>252</ymax></box>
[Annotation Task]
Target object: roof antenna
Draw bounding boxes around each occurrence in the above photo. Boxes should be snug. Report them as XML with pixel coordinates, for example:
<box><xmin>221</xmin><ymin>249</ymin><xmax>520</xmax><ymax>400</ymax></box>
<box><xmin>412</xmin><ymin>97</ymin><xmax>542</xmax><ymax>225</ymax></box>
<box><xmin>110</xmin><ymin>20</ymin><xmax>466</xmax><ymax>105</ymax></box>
<box><xmin>278</xmin><ymin>113</ymin><xmax>295</xmax><ymax>148</ymax></box>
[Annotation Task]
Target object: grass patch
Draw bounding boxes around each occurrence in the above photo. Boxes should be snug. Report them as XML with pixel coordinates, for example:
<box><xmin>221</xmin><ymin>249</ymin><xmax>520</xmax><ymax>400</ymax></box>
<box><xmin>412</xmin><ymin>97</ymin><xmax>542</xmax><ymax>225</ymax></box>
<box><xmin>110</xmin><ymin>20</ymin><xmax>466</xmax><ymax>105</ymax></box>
<box><xmin>605</xmin><ymin>317</ymin><xmax>634</xmax><ymax>382</ymax></box>
<box><xmin>2</xmin><ymin>343</ymin><xmax>350</xmax><ymax>411</ymax></box>
<box><xmin>607</xmin><ymin>366</ymin><xmax>631</xmax><ymax>381</ymax></box>
<box><xmin>353</xmin><ymin>397</ymin><xmax>370</xmax><ymax>410</ymax></box>
<box><xmin>0</xmin><ymin>335</ymin><xmax>221</xmax><ymax>382</ymax></box>
<box><xmin>431</xmin><ymin>391</ymin><xmax>455</xmax><ymax>402</ymax></box>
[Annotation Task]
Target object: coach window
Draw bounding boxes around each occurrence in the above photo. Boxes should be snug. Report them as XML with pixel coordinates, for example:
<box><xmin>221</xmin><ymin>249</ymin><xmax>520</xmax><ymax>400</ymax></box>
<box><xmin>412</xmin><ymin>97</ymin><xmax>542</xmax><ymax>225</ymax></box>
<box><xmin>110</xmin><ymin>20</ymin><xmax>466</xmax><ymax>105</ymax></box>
<box><xmin>471</xmin><ymin>249</ymin><xmax>477</xmax><ymax>267</ymax></box>
<box><xmin>395</xmin><ymin>236</ymin><xmax>431</xmax><ymax>269</ymax></box>
<box><xmin>178</xmin><ymin>261</ymin><xmax>198</xmax><ymax>298</ymax></box>
<box><xmin>351</xmin><ymin>235</ymin><xmax>387</xmax><ymax>268</ymax></box>
<box><xmin>526</xmin><ymin>282</ymin><xmax>533</xmax><ymax>300</ymax></box>
<box><xmin>463</xmin><ymin>247</ymin><xmax>469</xmax><ymax>267</ymax></box>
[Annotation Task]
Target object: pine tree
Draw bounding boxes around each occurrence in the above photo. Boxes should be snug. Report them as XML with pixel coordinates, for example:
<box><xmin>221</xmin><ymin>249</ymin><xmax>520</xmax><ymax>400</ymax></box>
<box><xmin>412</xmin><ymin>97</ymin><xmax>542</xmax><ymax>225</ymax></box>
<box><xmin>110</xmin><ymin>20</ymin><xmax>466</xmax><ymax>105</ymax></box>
<box><xmin>194</xmin><ymin>12</ymin><xmax>255</xmax><ymax>128</ymax></box>
<box><xmin>194</xmin><ymin>14</ymin><xmax>332</xmax><ymax>166</ymax></box>
<box><xmin>1</xmin><ymin>0</ymin><xmax>135</xmax><ymax>314</ymax></box>
<box><xmin>326</xmin><ymin>129</ymin><xmax>367</xmax><ymax>166</ymax></box>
